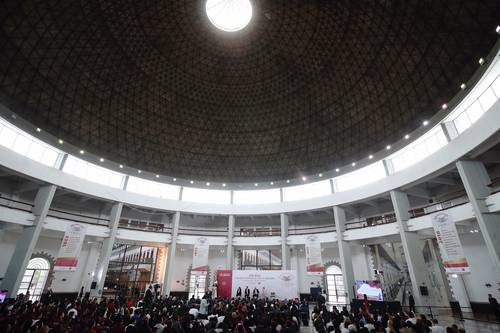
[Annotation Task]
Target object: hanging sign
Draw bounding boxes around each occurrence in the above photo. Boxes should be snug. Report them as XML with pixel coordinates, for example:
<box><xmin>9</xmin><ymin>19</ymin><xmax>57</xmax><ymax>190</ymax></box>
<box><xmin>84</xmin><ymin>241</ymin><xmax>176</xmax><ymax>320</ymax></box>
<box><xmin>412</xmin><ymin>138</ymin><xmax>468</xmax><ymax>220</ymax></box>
<box><xmin>192</xmin><ymin>236</ymin><xmax>209</xmax><ymax>275</ymax></box>
<box><xmin>305</xmin><ymin>235</ymin><xmax>324</xmax><ymax>275</ymax></box>
<box><xmin>54</xmin><ymin>223</ymin><xmax>87</xmax><ymax>271</ymax></box>
<box><xmin>431</xmin><ymin>212</ymin><xmax>470</xmax><ymax>274</ymax></box>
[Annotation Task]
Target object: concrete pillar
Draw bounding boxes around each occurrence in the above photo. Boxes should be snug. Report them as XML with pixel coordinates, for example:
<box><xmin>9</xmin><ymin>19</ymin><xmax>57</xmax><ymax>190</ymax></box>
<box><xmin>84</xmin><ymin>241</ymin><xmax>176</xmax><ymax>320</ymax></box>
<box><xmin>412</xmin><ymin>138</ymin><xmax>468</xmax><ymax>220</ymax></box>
<box><xmin>280</xmin><ymin>213</ymin><xmax>290</xmax><ymax>269</ymax></box>
<box><xmin>333</xmin><ymin>206</ymin><xmax>356</xmax><ymax>301</ymax></box>
<box><xmin>1</xmin><ymin>185</ymin><xmax>56</xmax><ymax>297</ymax></box>
<box><xmin>90</xmin><ymin>202</ymin><xmax>123</xmax><ymax>297</ymax></box>
<box><xmin>227</xmin><ymin>215</ymin><xmax>235</xmax><ymax>269</ymax></box>
<box><xmin>456</xmin><ymin>160</ymin><xmax>500</xmax><ymax>272</ymax></box>
<box><xmin>162</xmin><ymin>211</ymin><xmax>180</xmax><ymax>296</ymax></box>
<box><xmin>390</xmin><ymin>190</ymin><xmax>432</xmax><ymax>307</ymax></box>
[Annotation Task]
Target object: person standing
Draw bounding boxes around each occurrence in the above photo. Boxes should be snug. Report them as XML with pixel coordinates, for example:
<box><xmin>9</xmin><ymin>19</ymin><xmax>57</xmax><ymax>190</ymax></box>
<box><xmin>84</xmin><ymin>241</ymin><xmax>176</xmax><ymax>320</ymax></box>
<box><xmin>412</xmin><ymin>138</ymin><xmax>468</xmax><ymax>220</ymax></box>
<box><xmin>244</xmin><ymin>286</ymin><xmax>250</xmax><ymax>298</ymax></box>
<box><xmin>236</xmin><ymin>286</ymin><xmax>242</xmax><ymax>298</ymax></box>
<box><xmin>253</xmin><ymin>287</ymin><xmax>260</xmax><ymax>299</ymax></box>
<box><xmin>408</xmin><ymin>292</ymin><xmax>415</xmax><ymax>314</ymax></box>
<box><xmin>299</xmin><ymin>300</ymin><xmax>310</xmax><ymax>326</ymax></box>
<box><xmin>488</xmin><ymin>294</ymin><xmax>499</xmax><ymax>320</ymax></box>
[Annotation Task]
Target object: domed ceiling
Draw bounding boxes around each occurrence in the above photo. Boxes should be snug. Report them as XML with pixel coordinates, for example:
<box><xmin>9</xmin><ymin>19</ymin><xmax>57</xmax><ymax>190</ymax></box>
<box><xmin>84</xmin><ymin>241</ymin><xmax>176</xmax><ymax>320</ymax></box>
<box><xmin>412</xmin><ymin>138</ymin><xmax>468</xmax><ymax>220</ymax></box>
<box><xmin>0</xmin><ymin>0</ymin><xmax>499</xmax><ymax>182</ymax></box>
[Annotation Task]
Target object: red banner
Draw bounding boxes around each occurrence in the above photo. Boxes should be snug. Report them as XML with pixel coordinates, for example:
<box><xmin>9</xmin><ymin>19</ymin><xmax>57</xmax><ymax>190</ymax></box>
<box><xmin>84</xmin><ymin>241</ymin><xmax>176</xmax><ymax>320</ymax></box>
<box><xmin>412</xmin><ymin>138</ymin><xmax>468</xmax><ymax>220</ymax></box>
<box><xmin>216</xmin><ymin>270</ymin><xmax>232</xmax><ymax>298</ymax></box>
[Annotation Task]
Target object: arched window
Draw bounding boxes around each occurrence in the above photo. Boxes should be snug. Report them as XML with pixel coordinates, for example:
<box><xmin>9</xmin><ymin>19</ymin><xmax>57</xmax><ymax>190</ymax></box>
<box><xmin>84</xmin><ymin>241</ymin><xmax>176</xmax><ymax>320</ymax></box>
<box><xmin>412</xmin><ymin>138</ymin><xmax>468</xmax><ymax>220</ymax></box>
<box><xmin>18</xmin><ymin>257</ymin><xmax>50</xmax><ymax>301</ymax></box>
<box><xmin>325</xmin><ymin>265</ymin><xmax>346</xmax><ymax>305</ymax></box>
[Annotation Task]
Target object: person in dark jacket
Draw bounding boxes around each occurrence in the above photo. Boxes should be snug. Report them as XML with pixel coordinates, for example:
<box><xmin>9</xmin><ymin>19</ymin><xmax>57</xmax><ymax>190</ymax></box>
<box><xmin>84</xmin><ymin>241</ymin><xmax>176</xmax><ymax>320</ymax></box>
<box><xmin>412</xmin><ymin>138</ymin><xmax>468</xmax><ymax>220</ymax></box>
<box><xmin>236</xmin><ymin>287</ymin><xmax>242</xmax><ymax>298</ymax></box>
<box><xmin>408</xmin><ymin>293</ymin><xmax>415</xmax><ymax>313</ymax></box>
<box><xmin>299</xmin><ymin>301</ymin><xmax>310</xmax><ymax>326</ymax></box>
<box><xmin>244</xmin><ymin>286</ymin><xmax>250</xmax><ymax>298</ymax></box>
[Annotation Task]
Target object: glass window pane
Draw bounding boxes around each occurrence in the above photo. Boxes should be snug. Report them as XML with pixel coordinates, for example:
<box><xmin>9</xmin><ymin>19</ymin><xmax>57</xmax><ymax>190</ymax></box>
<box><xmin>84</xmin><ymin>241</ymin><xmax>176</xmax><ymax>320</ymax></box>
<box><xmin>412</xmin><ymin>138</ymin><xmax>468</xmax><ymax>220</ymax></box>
<box><xmin>283</xmin><ymin>180</ymin><xmax>332</xmax><ymax>202</ymax></box>
<box><xmin>233</xmin><ymin>189</ymin><xmax>281</xmax><ymax>204</ymax></box>
<box><xmin>467</xmin><ymin>100</ymin><xmax>484</xmax><ymax>124</ymax></box>
<box><xmin>182</xmin><ymin>187</ymin><xmax>231</xmax><ymax>204</ymax></box>
<box><xmin>0</xmin><ymin>126</ymin><xmax>17</xmax><ymax>149</ymax></box>
<box><xmin>478</xmin><ymin>87</ymin><xmax>497</xmax><ymax>111</ymax></box>
<box><xmin>11</xmin><ymin>135</ymin><xmax>31</xmax><ymax>155</ymax></box>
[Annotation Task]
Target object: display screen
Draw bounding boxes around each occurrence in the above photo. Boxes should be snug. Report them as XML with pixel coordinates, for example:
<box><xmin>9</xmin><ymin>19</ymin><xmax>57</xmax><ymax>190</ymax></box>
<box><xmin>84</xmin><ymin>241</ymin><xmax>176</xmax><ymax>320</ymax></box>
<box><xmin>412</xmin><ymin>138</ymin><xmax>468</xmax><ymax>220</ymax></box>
<box><xmin>355</xmin><ymin>280</ymin><xmax>383</xmax><ymax>301</ymax></box>
<box><xmin>0</xmin><ymin>290</ymin><xmax>7</xmax><ymax>303</ymax></box>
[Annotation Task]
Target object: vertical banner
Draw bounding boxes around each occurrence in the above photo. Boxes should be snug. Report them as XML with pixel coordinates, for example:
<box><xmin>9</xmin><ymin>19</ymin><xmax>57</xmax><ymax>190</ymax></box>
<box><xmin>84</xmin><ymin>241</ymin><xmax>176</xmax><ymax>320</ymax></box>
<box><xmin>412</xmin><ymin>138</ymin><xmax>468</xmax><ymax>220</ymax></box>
<box><xmin>431</xmin><ymin>212</ymin><xmax>470</xmax><ymax>273</ymax></box>
<box><xmin>54</xmin><ymin>223</ymin><xmax>87</xmax><ymax>271</ymax></box>
<box><xmin>305</xmin><ymin>235</ymin><xmax>324</xmax><ymax>275</ymax></box>
<box><xmin>216</xmin><ymin>270</ymin><xmax>233</xmax><ymax>298</ymax></box>
<box><xmin>192</xmin><ymin>236</ymin><xmax>209</xmax><ymax>275</ymax></box>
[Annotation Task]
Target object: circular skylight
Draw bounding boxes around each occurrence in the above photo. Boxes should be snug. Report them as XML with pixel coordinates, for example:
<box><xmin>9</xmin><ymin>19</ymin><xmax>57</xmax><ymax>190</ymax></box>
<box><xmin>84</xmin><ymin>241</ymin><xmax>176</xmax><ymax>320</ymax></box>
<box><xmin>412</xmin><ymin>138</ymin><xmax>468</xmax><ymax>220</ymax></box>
<box><xmin>206</xmin><ymin>0</ymin><xmax>253</xmax><ymax>32</ymax></box>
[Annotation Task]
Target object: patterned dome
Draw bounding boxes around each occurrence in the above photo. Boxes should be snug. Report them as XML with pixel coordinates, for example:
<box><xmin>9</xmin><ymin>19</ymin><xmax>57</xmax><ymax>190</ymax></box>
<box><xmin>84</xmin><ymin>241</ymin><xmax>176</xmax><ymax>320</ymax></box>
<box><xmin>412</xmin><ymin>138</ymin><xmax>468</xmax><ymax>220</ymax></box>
<box><xmin>0</xmin><ymin>0</ymin><xmax>498</xmax><ymax>182</ymax></box>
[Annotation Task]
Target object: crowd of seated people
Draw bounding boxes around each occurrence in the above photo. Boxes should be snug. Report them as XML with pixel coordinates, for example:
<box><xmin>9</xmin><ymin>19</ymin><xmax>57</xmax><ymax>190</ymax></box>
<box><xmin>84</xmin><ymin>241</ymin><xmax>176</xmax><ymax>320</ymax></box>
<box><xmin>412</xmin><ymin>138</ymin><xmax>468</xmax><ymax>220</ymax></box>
<box><xmin>0</xmin><ymin>290</ymin><xmax>468</xmax><ymax>333</ymax></box>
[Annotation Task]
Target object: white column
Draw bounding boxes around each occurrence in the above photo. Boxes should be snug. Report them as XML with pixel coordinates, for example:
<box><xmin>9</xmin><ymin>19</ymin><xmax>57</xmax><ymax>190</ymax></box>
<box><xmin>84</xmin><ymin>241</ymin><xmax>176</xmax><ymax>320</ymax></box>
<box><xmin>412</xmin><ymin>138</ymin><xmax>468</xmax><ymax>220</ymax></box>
<box><xmin>456</xmin><ymin>160</ymin><xmax>500</xmax><ymax>272</ymax></box>
<box><xmin>80</xmin><ymin>241</ymin><xmax>101</xmax><ymax>294</ymax></box>
<box><xmin>227</xmin><ymin>215</ymin><xmax>235</xmax><ymax>269</ymax></box>
<box><xmin>162</xmin><ymin>211</ymin><xmax>180</xmax><ymax>296</ymax></box>
<box><xmin>1</xmin><ymin>185</ymin><xmax>56</xmax><ymax>297</ymax></box>
<box><xmin>280</xmin><ymin>213</ymin><xmax>290</xmax><ymax>269</ymax></box>
<box><xmin>90</xmin><ymin>202</ymin><xmax>123</xmax><ymax>297</ymax></box>
<box><xmin>390</xmin><ymin>190</ymin><xmax>432</xmax><ymax>307</ymax></box>
<box><xmin>333</xmin><ymin>206</ymin><xmax>356</xmax><ymax>301</ymax></box>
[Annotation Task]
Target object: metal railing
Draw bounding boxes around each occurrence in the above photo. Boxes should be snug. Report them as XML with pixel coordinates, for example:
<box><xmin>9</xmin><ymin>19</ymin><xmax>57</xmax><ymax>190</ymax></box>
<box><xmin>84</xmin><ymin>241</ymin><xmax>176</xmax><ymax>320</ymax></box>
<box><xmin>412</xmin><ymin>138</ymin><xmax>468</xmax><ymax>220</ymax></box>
<box><xmin>288</xmin><ymin>225</ymin><xmax>335</xmax><ymax>235</ymax></box>
<box><xmin>409</xmin><ymin>191</ymin><xmax>469</xmax><ymax>218</ymax></box>
<box><xmin>238</xmin><ymin>227</ymin><xmax>281</xmax><ymax>237</ymax></box>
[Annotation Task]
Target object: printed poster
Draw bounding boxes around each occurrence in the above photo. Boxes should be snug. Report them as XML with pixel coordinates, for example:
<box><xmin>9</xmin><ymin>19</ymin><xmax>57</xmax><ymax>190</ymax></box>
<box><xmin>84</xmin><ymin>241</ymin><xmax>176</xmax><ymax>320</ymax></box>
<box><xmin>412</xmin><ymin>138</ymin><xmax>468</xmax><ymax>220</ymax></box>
<box><xmin>54</xmin><ymin>223</ymin><xmax>87</xmax><ymax>271</ymax></box>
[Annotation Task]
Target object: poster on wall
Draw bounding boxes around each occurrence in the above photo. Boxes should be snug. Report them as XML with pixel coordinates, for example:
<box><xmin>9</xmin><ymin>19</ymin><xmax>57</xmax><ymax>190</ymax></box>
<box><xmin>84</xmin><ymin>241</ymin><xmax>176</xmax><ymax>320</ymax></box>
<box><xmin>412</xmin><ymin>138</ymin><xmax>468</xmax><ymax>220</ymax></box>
<box><xmin>54</xmin><ymin>223</ymin><xmax>87</xmax><ymax>271</ymax></box>
<box><xmin>192</xmin><ymin>237</ymin><xmax>209</xmax><ymax>275</ymax></box>
<box><xmin>431</xmin><ymin>212</ymin><xmax>470</xmax><ymax>274</ymax></box>
<box><xmin>216</xmin><ymin>270</ymin><xmax>298</xmax><ymax>299</ymax></box>
<box><xmin>305</xmin><ymin>235</ymin><xmax>324</xmax><ymax>275</ymax></box>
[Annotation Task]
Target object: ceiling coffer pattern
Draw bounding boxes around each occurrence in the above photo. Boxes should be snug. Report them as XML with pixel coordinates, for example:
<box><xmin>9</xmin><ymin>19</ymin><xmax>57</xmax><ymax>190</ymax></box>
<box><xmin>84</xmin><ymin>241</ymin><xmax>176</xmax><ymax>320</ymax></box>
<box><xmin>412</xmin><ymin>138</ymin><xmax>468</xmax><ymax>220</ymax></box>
<box><xmin>0</xmin><ymin>0</ymin><xmax>498</xmax><ymax>182</ymax></box>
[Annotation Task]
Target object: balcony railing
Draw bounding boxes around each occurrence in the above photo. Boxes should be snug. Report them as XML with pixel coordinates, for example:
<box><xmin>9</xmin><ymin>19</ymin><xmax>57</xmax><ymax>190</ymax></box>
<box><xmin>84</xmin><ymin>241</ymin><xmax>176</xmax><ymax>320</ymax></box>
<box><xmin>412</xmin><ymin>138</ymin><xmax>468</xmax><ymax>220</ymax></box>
<box><xmin>409</xmin><ymin>191</ymin><xmax>469</xmax><ymax>218</ymax></box>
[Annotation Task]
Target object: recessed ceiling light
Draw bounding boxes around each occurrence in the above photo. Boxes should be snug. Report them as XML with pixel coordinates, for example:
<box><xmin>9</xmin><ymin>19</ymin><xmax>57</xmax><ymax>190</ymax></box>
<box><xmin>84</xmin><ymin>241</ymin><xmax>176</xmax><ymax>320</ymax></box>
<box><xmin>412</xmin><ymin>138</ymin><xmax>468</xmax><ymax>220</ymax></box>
<box><xmin>286</xmin><ymin>179</ymin><xmax>290</xmax><ymax>183</ymax></box>
<box><xmin>79</xmin><ymin>150</ymin><xmax>85</xmax><ymax>154</ymax></box>
<box><xmin>119</xmin><ymin>164</ymin><xmax>123</xmax><ymax>168</ymax></box>
<box><xmin>423</xmin><ymin>120</ymin><xmax>429</xmax><ymax>126</ymax></box>
<box><xmin>173</xmin><ymin>178</ymin><xmax>177</xmax><ymax>181</ymax></box>
<box><xmin>479</xmin><ymin>58</ymin><xmax>485</xmax><ymax>65</ymax></box>
<box><xmin>302</xmin><ymin>176</ymin><xmax>307</xmax><ymax>181</ymax></box>
<box><xmin>496</xmin><ymin>25</ymin><xmax>500</xmax><ymax>34</ymax></box>
<box><xmin>190</xmin><ymin>180</ymin><xmax>194</xmax><ymax>184</ymax></box>
<box><xmin>206</xmin><ymin>0</ymin><xmax>253</xmax><ymax>32</ymax></box>
<box><xmin>460</xmin><ymin>83</ymin><xmax>467</xmax><ymax>90</ymax></box>
<box><xmin>270</xmin><ymin>181</ymin><xmax>274</xmax><ymax>185</ymax></box>
<box><xmin>58</xmin><ymin>139</ymin><xmax>64</xmax><ymax>144</ymax></box>
<box><xmin>99</xmin><ymin>158</ymin><xmax>104</xmax><ymax>162</ymax></box>
<box><xmin>404</xmin><ymin>134</ymin><xmax>410</xmax><ymax>140</ymax></box>
<box><xmin>318</xmin><ymin>173</ymin><xmax>323</xmax><ymax>177</ymax></box>
<box><xmin>386</xmin><ymin>145</ymin><xmax>391</xmax><ymax>150</ymax></box>
<box><xmin>254</xmin><ymin>183</ymin><xmax>258</xmax><ymax>186</ymax></box>
<box><xmin>441</xmin><ymin>104</ymin><xmax>448</xmax><ymax>109</ymax></box>
<box><xmin>137</xmin><ymin>170</ymin><xmax>142</xmax><ymax>174</ymax></box>
<box><xmin>351</xmin><ymin>162</ymin><xmax>356</xmax><ymax>167</ymax></box>
<box><xmin>36</xmin><ymin>128</ymin><xmax>41</xmax><ymax>132</ymax></box>
<box><xmin>335</xmin><ymin>168</ymin><xmax>340</xmax><ymax>172</ymax></box>
<box><xmin>222</xmin><ymin>183</ymin><xmax>226</xmax><ymax>187</ymax></box>
<box><xmin>206</xmin><ymin>182</ymin><xmax>210</xmax><ymax>186</ymax></box>
<box><xmin>368</xmin><ymin>155</ymin><xmax>373</xmax><ymax>159</ymax></box>
<box><xmin>155</xmin><ymin>174</ymin><xmax>160</xmax><ymax>178</ymax></box>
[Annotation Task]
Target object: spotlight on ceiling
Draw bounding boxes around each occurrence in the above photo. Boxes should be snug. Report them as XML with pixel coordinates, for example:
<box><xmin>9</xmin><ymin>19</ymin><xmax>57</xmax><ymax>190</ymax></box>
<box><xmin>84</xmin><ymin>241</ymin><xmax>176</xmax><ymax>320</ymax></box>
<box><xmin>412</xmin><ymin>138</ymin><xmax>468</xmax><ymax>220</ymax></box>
<box><xmin>351</xmin><ymin>162</ymin><xmax>356</xmax><ymax>167</ymax></box>
<box><xmin>286</xmin><ymin>179</ymin><xmax>290</xmax><ymax>183</ymax></box>
<box><xmin>442</xmin><ymin>104</ymin><xmax>448</xmax><ymax>109</ymax></box>
<box><xmin>206</xmin><ymin>0</ymin><xmax>252</xmax><ymax>32</ymax></box>
<box><xmin>137</xmin><ymin>170</ymin><xmax>142</xmax><ymax>174</ymax></box>
<box><xmin>422</xmin><ymin>120</ymin><xmax>429</xmax><ymax>126</ymax></box>
<box><xmin>496</xmin><ymin>25</ymin><xmax>500</xmax><ymax>34</ymax></box>
<box><xmin>99</xmin><ymin>158</ymin><xmax>104</xmax><ymax>162</ymax></box>
<box><xmin>36</xmin><ymin>127</ymin><xmax>41</xmax><ymax>132</ymax></box>
<box><xmin>318</xmin><ymin>173</ymin><xmax>323</xmax><ymax>177</ymax></box>
<box><xmin>58</xmin><ymin>139</ymin><xmax>64</xmax><ymax>144</ymax></box>
<box><xmin>155</xmin><ymin>174</ymin><xmax>160</xmax><ymax>178</ymax></box>
<box><xmin>479</xmin><ymin>58</ymin><xmax>485</xmax><ymax>65</ymax></box>
<box><xmin>190</xmin><ymin>180</ymin><xmax>194</xmax><ymax>184</ymax></box>
<box><xmin>335</xmin><ymin>168</ymin><xmax>340</xmax><ymax>172</ymax></box>
<box><xmin>404</xmin><ymin>134</ymin><xmax>410</xmax><ymax>140</ymax></box>
<box><xmin>386</xmin><ymin>145</ymin><xmax>391</xmax><ymax>150</ymax></box>
<box><xmin>119</xmin><ymin>165</ymin><xmax>123</xmax><ymax>168</ymax></box>
<box><xmin>222</xmin><ymin>183</ymin><xmax>226</xmax><ymax>187</ymax></box>
<box><xmin>206</xmin><ymin>182</ymin><xmax>210</xmax><ymax>186</ymax></box>
<box><xmin>368</xmin><ymin>155</ymin><xmax>373</xmax><ymax>159</ymax></box>
<box><xmin>254</xmin><ymin>183</ymin><xmax>258</xmax><ymax>187</ymax></box>
<box><xmin>302</xmin><ymin>176</ymin><xmax>307</xmax><ymax>181</ymax></box>
<box><xmin>79</xmin><ymin>150</ymin><xmax>85</xmax><ymax>155</ymax></box>
<box><xmin>270</xmin><ymin>182</ymin><xmax>274</xmax><ymax>185</ymax></box>
<box><xmin>173</xmin><ymin>178</ymin><xmax>177</xmax><ymax>181</ymax></box>
<box><xmin>460</xmin><ymin>83</ymin><xmax>467</xmax><ymax>90</ymax></box>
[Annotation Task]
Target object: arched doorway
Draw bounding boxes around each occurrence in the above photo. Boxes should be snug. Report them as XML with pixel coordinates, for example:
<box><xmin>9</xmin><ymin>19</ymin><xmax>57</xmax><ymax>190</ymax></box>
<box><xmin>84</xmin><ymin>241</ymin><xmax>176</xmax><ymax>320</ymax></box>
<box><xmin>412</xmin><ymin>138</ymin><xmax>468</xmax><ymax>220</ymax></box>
<box><xmin>18</xmin><ymin>257</ymin><xmax>50</xmax><ymax>301</ymax></box>
<box><xmin>325</xmin><ymin>265</ymin><xmax>346</xmax><ymax>305</ymax></box>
